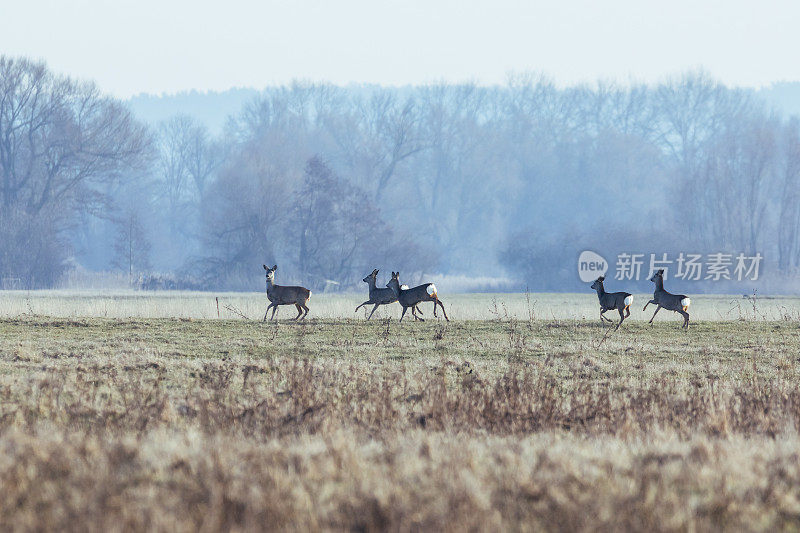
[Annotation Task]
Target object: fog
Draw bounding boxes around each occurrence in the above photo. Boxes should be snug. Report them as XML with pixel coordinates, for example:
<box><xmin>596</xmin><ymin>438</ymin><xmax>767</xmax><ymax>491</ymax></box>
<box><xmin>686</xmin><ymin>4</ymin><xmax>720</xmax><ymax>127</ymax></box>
<box><xmin>2</xmin><ymin>56</ymin><xmax>800</xmax><ymax>292</ymax></box>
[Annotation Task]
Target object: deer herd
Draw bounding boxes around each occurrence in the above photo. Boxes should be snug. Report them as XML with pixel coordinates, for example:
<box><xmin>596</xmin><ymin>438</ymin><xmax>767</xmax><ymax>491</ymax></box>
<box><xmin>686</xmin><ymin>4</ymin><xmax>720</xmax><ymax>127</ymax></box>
<box><xmin>263</xmin><ymin>264</ymin><xmax>692</xmax><ymax>329</ymax></box>
<box><xmin>592</xmin><ymin>269</ymin><xmax>692</xmax><ymax>329</ymax></box>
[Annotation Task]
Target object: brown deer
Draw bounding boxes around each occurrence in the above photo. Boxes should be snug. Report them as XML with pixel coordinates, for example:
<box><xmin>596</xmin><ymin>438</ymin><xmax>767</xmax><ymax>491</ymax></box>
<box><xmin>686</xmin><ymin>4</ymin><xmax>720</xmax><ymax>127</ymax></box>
<box><xmin>354</xmin><ymin>269</ymin><xmax>422</xmax><ymax>320</ymax></box>
<box><xmin>262</xmin><ymin>265</ymin><xmax>311</xmax><ymax>321</ymax></box>
<box><xmin>590</xmin><ymin>276</ymin><xmax>633</xmax><ymax>330</ymax></box>
<box><xmin>643</xmin><ymin>269</ymin><xmax>691</xmax><ymax>329</ymax></box>
<box><xmin>386</xmin><ymin>272</ymin><xmax>449</xmax><ymax>322</ymax></box>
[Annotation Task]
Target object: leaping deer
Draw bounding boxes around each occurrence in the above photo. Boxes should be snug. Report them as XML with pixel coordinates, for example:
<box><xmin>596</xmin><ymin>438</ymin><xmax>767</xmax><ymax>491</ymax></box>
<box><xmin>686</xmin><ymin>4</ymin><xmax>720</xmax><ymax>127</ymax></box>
<box><xmin>643</xmin><ymin>269</ymin><xmax>691</xmax><ymax>329</ymax></box>
<box><xmin>262</xmin><ymin>265</ymin><xmax>311</xmax><ymax>321</ymax></box>
<box><xmin>386</xmin><ymin>272</ymin><xmax>449</xmax><ymax>322</ymax></box>
<box><xmin>590</xmin><ymin>276</ymin><xmax>633</xmax><ymax>330</ymax></box>
<box><xmin>354</xmin><ymin>269</ymin><xmax>422</xmax><ymax>320</ymax></box>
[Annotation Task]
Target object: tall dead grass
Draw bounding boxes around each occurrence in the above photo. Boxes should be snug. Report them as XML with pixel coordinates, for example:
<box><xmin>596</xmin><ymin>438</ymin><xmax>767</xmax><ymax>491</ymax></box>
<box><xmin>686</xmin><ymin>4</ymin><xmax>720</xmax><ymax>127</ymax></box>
<box><xmin>2</xmin><ymin>358</ymin><xmax>799</xmax><ymax>438</ymax></box>
<box><xmin>3</xmin><ymin>317</ymin><xmax>800</xmax><ymax>530</ymax></box>
<box><xmin>3</xmin><ymin>428</ymin><xmax>800</xmax><ymax>531</ymax></box>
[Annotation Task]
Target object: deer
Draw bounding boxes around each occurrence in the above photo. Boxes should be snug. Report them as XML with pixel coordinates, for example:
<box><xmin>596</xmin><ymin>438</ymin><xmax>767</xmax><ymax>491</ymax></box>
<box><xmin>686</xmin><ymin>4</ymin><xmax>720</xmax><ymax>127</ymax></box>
<box><xmin>262</xmin><ymin>265</ymin><xmax>311</xmax><ymax>321</ymax></box>
<box><xmin>354</xmin><ymin>269</ymin><xmax>422</xmax><ymax>320</ymax></box>
<box><xmin>590</xmin><ymin>276</ymin><xmax>633</xmax><ymax>330</ymax></box>
<box><xmin>386</xmin><ymin>271</ymin><xmax>449</xmax><ymax>322</ymax></box>
<box><xmin>643</xmin><ymin>268</ymin><xmax>691</xmax><ymax>329</ymax></box>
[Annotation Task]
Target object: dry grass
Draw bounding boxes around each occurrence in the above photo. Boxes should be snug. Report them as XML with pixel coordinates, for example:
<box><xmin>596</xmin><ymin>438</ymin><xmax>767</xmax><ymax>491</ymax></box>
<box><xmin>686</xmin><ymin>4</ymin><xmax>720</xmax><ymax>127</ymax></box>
<box><xmin>3</xmin><ymin>311</ymin><xmax>800</xmax><ymax>530</ymax></box>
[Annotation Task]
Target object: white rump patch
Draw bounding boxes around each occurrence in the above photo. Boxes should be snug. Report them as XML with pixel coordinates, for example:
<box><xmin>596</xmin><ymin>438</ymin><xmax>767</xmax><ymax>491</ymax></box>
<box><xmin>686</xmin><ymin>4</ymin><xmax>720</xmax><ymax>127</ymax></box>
<box><xmin>400</xmin><ymin>284</ymin><xmax>409</xmax><ymax>290</ymax></box>
<box><xmin>624</xmin><ymin>295</ymin><xmax>633</xmax><ymax>307</ymax></box>
<box><xmin>427</xmin><ymin>284</ymin><xmax>437</xmax><ymax>296</ymax></box>
<box><xmin>681</xmin><ymin>297</ymin><xmax>691</xmax><ymax>308</ymax></box>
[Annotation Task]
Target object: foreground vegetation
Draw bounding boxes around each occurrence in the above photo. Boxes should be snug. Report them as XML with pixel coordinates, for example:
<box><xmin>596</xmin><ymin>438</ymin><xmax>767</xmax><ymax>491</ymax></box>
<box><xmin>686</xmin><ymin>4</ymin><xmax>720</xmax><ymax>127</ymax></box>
<box><xmin>3</xmin><ymin>315</ymin><xmax>800</xmax><ymax>530</ymax></box>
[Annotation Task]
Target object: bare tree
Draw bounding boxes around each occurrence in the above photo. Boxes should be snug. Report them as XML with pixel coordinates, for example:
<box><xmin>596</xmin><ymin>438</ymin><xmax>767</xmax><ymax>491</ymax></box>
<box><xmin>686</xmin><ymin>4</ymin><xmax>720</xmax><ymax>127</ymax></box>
<box><xmin>703</xmin><ymin>110</ymin><xmax>779</xmax><ymax>254</ymax></box>
<box><xmin>0</xmin><ymin>57</ymin><xmax>151</xmax><ymax>214</ymax></box>
<box><xmin>293</xmin><ymin>156</ymin><xmax>381</xmax><ymax>286</ymax></box>
<box><xmin>197</xmin><ymin>131</ymin><xmax>297</xmax><ymax>288</ymax></box>
<box><xmin>654</xmin><ymin>71</ymin><xmax>756</xmax><ymax>246</ymax></box>
<box><xmin>364</xmin><ymin>92</ymin><xmax>425</xmax><ymax>201</ymax></box>
<box><xmin>158</xmin><ymin>116</ymin><xmax>193</xmax><ymax>222</ymax></box>
<box><xmin>0</xmin><ymin>56</ymin><xmax>151</xmax><ymax>286</ymax></box>
<box><xmin>778</xmin><ymin>118</ymin><xmax>800</xmax><ymax>271</ymax></box>
<box><xmin>112</xmin><ymin>208</ymin><xmax>151</xmax><ymax>283</ymax></box>
<box><xmin>293</xmin><ymin>156</ymin><xmax>435</xmax><ymax>288</ymax></box>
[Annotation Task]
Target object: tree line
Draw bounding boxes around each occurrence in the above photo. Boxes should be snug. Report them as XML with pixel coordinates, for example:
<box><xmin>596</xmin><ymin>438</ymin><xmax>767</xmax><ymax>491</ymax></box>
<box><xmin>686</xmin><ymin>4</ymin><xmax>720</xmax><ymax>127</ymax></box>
<box><xmin>1</xmin><ymin>55</ymin><xmax>799</xmax><ymax>291</ymax></box>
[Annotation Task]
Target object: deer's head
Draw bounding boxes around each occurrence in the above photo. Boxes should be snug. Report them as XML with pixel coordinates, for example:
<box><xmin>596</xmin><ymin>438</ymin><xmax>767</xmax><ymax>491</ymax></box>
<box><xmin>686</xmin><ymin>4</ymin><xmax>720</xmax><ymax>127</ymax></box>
<box><xmin>386</xmin><ymin>271</ymin><xmax>401</xmax><ymax>294</ymax></box>
<box><xmin>590</xmin><ymin>276</ymin><xmax>604</xmax><ymax>291</ymax></box>
<box><xmin>649</xmin><ymin>269</ymin><xmax>664</xmax><ymax>283</ymax></box>
<box><xmin>263</xmin><ymin>264</ymin><xmax>278</xmax><ymax>283</ymax></box>
<box><xmin>363</xmin><ymin>269</ymin><xmax>379</xmax><ymax>283</ymax></box>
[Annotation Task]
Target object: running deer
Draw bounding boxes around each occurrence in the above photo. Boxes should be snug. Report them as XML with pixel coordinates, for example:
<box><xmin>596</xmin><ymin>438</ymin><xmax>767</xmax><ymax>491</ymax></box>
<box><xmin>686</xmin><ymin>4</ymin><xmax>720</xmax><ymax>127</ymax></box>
<box><xmin>386</xmin><ymin>272</ymin><xmax>449</xmax><ymax>322</ymax></box>
<box><xmin>643</xmin><ymin>269</ymin><xmax>691</xmax><ymax>328</ymax></box>
<box><xmin>354</xmin><ymin>269</ymin><xmax>422</xmax><ymax>320</ymax></box>
<box><xmin>590</xmin><ymin>276</ymin><xmax>633</xmax><ymax>330</ymax></box>
<box><xmin>262</xmin><ymin>265</ymin><xmax>311</xmax><ymax>321</ymax></box>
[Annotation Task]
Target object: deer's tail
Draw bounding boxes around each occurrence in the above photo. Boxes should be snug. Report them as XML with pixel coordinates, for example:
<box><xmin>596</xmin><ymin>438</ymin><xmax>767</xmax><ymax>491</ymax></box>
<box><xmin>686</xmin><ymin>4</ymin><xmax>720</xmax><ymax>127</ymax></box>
<box><xmin>624</xmin><ymin>295</ymin><xmax>634</xmax><ymax>307</ymax></box>
<box><xmin>427</xmin><ymin>284</ymin><xmax>437</xmax><ymax>297</ymax></box>
<box><xmin>681</xmin><ymin>297</ymin><xmax>690</xmax><ymax>310</ymax></box>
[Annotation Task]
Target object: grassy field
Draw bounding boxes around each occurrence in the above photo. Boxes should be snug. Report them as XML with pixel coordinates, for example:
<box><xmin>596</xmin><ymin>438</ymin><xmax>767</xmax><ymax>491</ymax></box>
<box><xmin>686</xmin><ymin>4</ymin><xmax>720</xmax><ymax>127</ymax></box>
<box><xmin>3</xmin><ymin>292</ymin><xmax>800</xmax><ymax>530</ymax></box>
<box><xmin>3</xmin><ymin>289</ymin><xmax>800</xmax><ymax>321</ymax></box>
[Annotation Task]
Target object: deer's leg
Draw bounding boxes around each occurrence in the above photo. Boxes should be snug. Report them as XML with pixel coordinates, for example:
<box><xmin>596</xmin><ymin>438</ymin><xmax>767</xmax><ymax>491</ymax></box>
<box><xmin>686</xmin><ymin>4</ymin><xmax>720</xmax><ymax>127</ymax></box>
<box><xmin>436</xmin><ymin>298</ymin><xmax>449</xmax><ymax>321</ymax></box>
<box><xmin>412</xmin><ymin>306</ymin><xmax>425</xmax><ymax>321</ymax></box>
<box><xmin>264</xmin><ymin>303</ymin><xmax>276</xmax><ymax>322</ymax></box>
<box><xmin>355</xmin><ymin>301</ymin><xmax>370</xmax><ymax>313</ymax></box>
<box><xmin>625</xmin><ymin>306</ymin><xmax>631</xmax><ymax>318</ymax></box>
<box><xmin>679</xmin><ymin>310</ymin><xmax>689</xmax><ymax>329</ymax></box>
<box><xmin>648</xmin><ymin>305</ymin><xmax>662</xmax><ymax>324</ymax></box>
<box><xmin>415</xmin><ymin>305</ymin><xmax>423</xmax><ymax>315</ymax></box>
<box><xmin>600</xmin><ymin>310</ymin><xmax>612</xmax><ymax>323</ymax></box>
<box><xmin>270</xmin><ymin>304</ymin><xmax>279</xmax><ymax>321</ymax></box>
<box><xmin>399</xmin><ymin>306</ymin><xmax>408</xmax><ymax>323</ymax></box>
<box><xmin>367</xmin><ymin>303</ymin><xmax>380</xmax><ymax>320</ymax></box>
<box><xmin>293</xmin><ymin>303</ymin><xmax>303</xmax><ymax>320</ymax></box>
<box><xmin>643</xmin><ymin>299</ymin><xmax>656</xmax><ymax>311</ymax></box>
<box><xmin>616</xmin><ymin>308</ymin><xmax>625</xmax><ymax>330</ymax></box>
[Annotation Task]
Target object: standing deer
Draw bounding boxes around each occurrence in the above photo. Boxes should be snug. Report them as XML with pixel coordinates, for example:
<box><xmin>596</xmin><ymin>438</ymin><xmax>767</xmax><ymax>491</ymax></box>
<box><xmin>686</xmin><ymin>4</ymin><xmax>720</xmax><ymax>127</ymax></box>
<box><xmin>262</xmin><ymin>265</ymin><xmax>311</xmax><ymax>321</ymax></box>
<box><xmin>386</xmin><ymin>272</ymin><xmax>449</xmax><ymax>322</ymax></box>
<box><xmin>590</xmin><ymin>276</ymin><xmax>633</xmax><ymax>329</ymax></box>
<box><xmin>354</xmin><ymin>269</ymin><xmax>422</xmax><ymax>320</ymax></box>
<box><xmin>643</xmin><ymin>269</ymin><xmax>691</xmax><ymax>328</ymax></box>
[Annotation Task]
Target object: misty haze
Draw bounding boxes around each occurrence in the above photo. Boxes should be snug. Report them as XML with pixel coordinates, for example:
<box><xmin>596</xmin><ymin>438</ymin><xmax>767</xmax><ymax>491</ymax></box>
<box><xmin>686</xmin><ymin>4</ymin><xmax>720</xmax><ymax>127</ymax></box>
<box><xmin>4</xmin><ymin>58</ymin><xmax>800</xmax><ymax>293</ymax></box>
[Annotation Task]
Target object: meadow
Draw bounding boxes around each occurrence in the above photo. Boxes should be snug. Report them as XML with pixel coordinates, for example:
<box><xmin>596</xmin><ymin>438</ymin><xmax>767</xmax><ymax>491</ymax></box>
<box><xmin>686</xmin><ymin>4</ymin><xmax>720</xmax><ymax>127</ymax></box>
<box><xmin>2</xmin><ymin>291</ymin><xmax>800</xmax><ymax>531</ymax></box>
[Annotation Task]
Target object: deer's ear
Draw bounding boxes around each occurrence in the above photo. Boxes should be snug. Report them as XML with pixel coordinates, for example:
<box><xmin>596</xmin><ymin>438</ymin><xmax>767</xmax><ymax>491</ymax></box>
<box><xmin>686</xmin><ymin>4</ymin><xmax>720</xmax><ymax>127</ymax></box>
<box><xmin>273</xmin><ymin>265</ymin><xmax>278</xmax><ymax>271</ymax></box>
<box><xmin>263</xmin><ymin>264</ymin><xmax>268</xmax><ymax>270</ymax></box>
<box><xmin>598</xmin><ymin>276</ymin><xmax>604</xmax><ymax>282</ymax></box>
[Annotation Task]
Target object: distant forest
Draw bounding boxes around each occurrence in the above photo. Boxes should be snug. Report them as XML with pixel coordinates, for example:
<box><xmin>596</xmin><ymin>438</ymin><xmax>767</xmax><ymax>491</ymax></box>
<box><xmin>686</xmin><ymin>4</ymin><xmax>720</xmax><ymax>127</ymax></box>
<box><xmin>3</xmin><ymin>54</ymin><xmax>800</xmax><ymax>292</ymax></box>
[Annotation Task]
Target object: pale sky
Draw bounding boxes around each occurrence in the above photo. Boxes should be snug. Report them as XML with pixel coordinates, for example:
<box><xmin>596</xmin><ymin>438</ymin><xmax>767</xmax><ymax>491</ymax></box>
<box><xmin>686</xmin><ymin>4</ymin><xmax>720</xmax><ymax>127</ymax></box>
<box><xmin>1</xmin><ymin>0</ymin><xmax>798</xmax><ymax>97</ymax></box>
